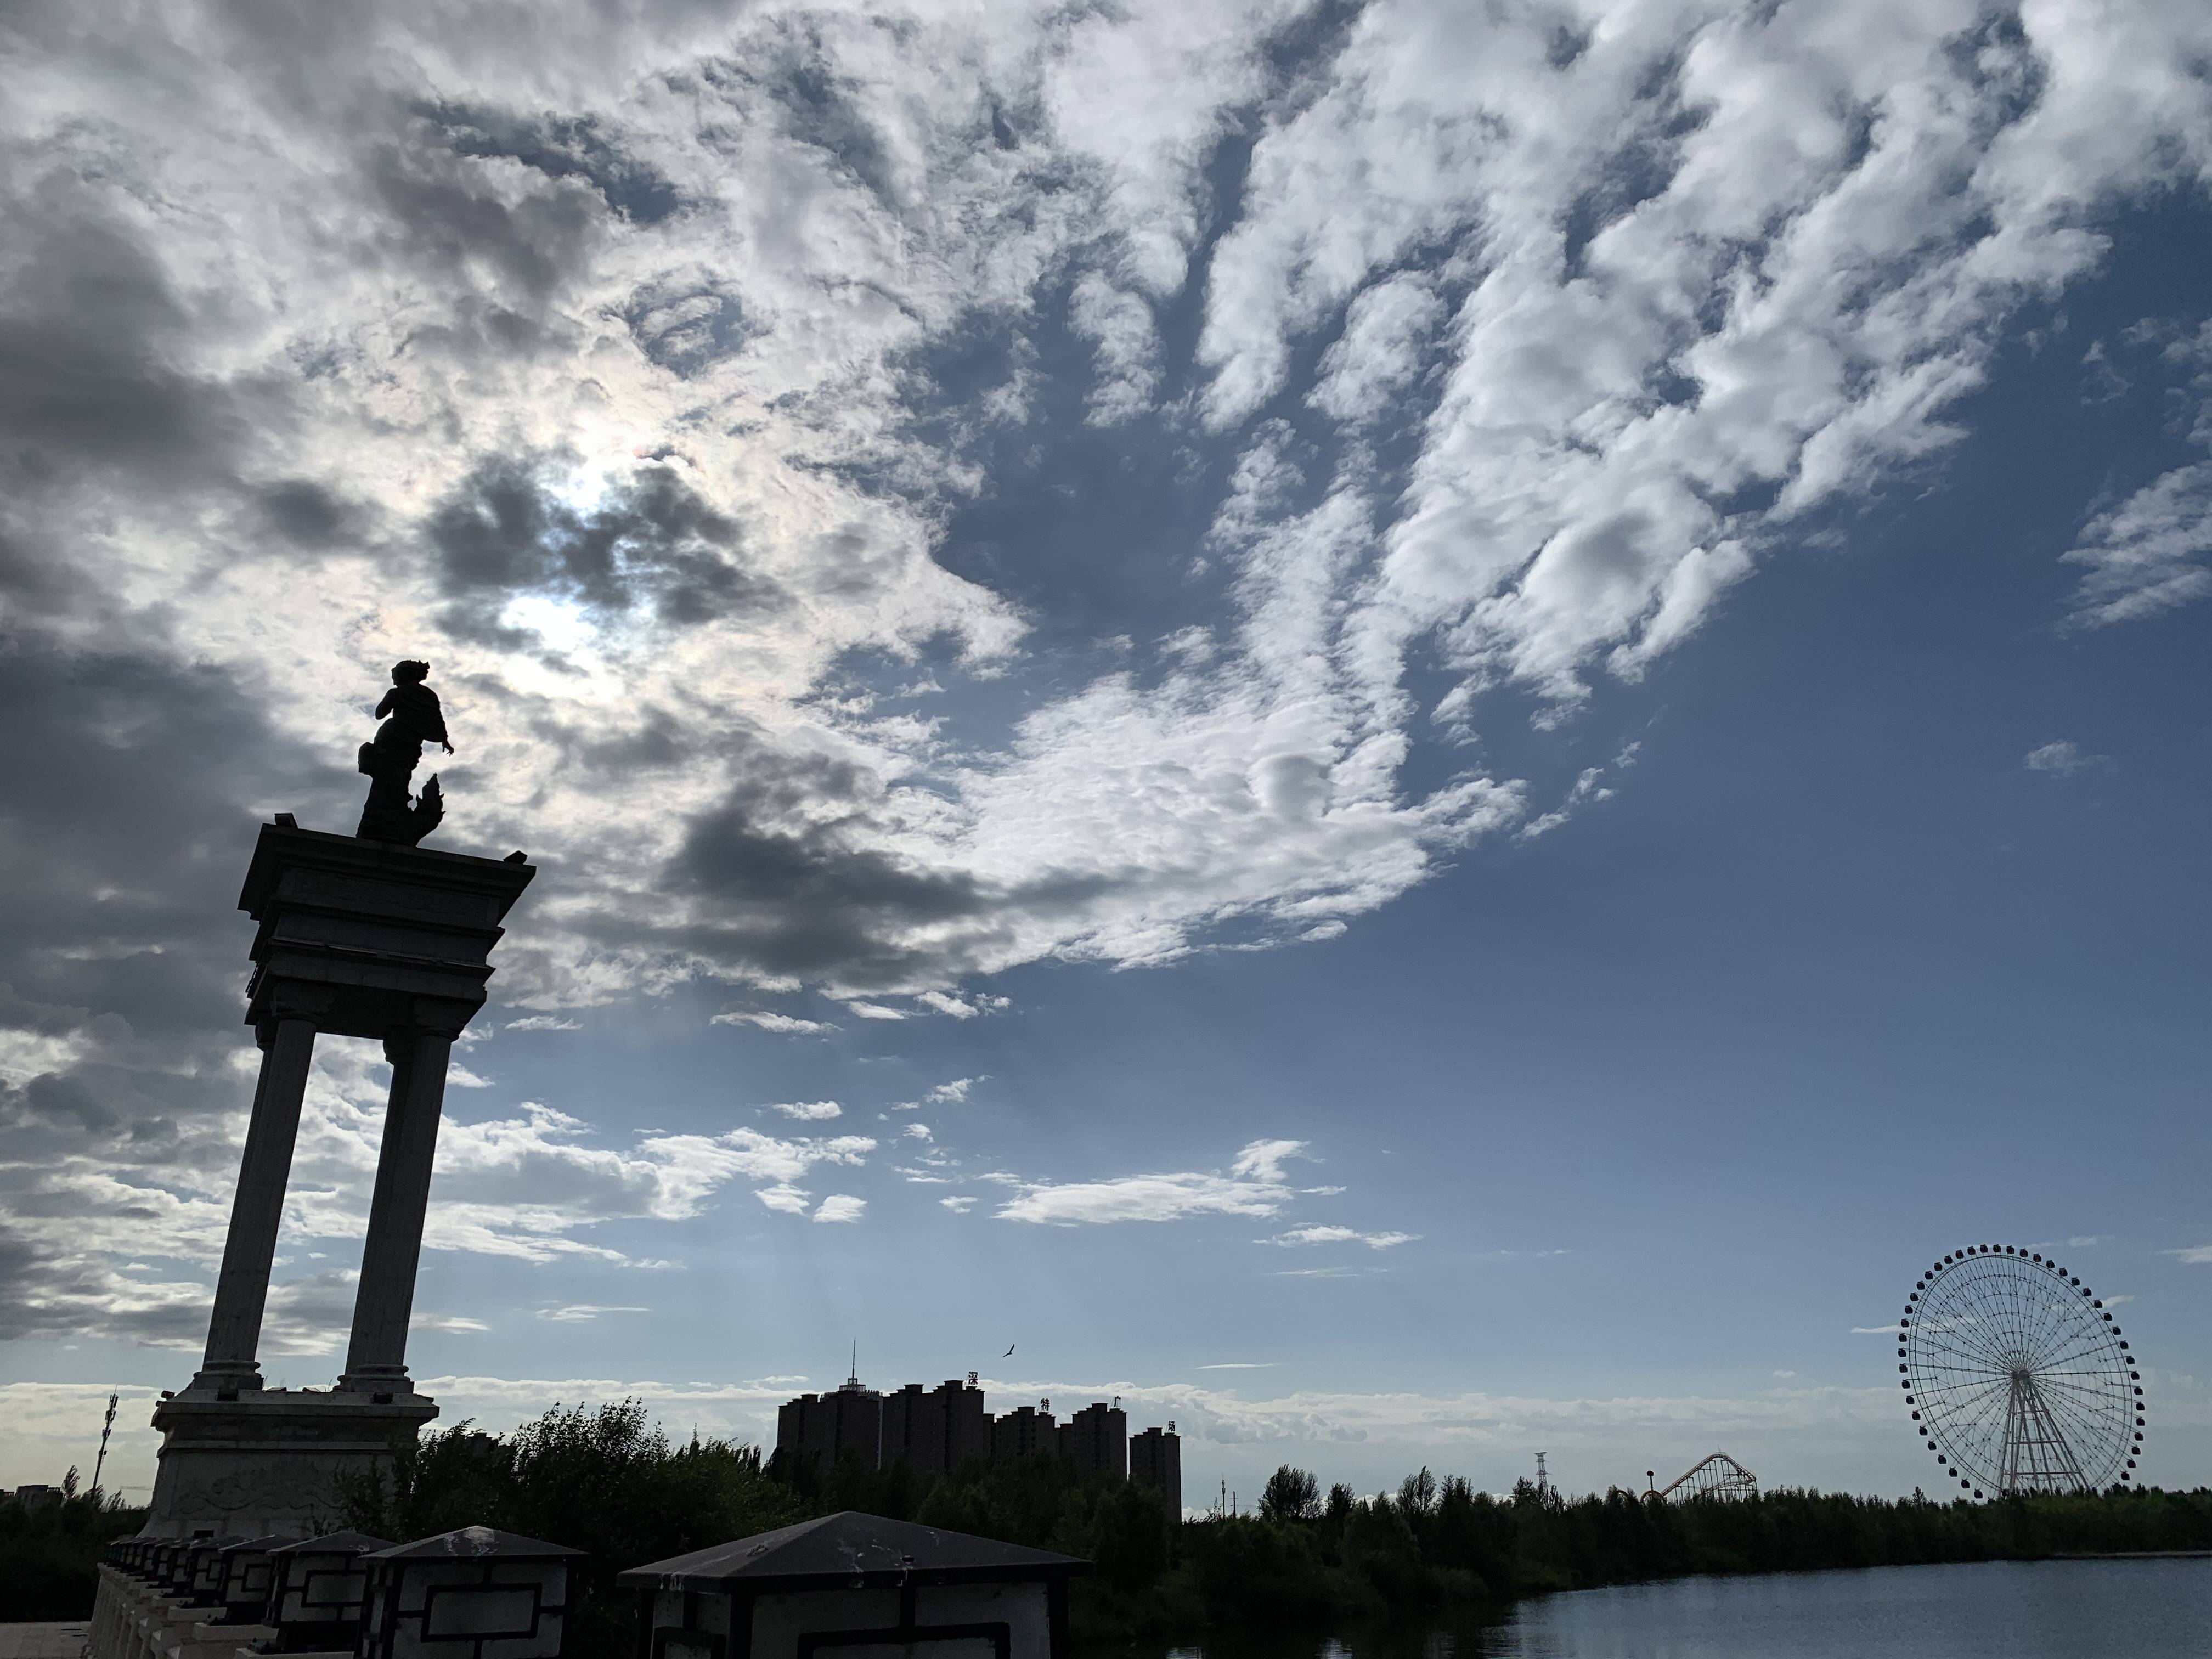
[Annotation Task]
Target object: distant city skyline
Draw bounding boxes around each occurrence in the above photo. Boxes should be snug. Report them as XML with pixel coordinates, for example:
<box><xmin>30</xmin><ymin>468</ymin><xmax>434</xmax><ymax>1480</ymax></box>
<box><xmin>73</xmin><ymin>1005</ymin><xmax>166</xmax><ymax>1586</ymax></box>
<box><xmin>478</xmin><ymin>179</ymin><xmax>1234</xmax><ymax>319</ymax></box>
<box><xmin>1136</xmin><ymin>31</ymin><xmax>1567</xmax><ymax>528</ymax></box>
<box><xmin>3</xmin><ymin>1</ymin><xmax>2210</xmax><ymax>1515</ymax></box>
<box><xmin>772</xmin><ymin>1365</ymin><xmax>1180</xmax><ymax>1510</ymax></box>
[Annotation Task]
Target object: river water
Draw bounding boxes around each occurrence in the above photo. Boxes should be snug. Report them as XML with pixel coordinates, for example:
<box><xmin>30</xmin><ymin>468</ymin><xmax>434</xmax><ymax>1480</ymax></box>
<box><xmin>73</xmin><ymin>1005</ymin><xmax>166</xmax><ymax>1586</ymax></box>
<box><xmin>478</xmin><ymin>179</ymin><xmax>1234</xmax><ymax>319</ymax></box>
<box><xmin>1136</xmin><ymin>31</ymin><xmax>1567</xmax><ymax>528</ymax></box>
<box><xmin>1160</xmin><ymin>1557</ymin><xmax>2212</xmax><ymax>1658</ymax></box>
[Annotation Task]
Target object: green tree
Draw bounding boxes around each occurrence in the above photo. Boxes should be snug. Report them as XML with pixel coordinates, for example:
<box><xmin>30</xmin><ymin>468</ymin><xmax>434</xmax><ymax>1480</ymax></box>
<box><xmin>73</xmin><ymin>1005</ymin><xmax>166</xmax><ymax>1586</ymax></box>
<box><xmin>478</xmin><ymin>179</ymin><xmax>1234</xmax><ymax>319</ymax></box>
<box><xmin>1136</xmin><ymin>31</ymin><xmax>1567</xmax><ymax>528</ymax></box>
<box><xmin>1396</xmin><ymin>1465</ymin><xmax>1438</xmax><ymax>1519</ymax></box>
<box><xmin>1259</xmin><ymin>1464</ymin><xmax>1321</xmax><ymax>1522</ymax></box>
<box><xmin>0</xmin><ymin>1487</ymin><xmax>145</xmax><ymax>1620</ymax></box>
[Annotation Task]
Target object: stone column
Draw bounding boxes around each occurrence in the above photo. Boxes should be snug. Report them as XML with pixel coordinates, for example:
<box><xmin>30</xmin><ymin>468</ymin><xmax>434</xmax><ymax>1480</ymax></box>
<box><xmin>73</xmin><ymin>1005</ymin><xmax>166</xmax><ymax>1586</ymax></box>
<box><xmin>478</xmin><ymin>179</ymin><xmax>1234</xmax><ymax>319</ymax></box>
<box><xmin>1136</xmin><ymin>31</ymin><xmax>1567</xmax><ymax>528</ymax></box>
<box><xmin>194</xmin><ymin>1008</ymin><xmax>319</xmax><ymax>1392</ymax></box>
<box><xmin>338</xmin><ymin>1006</ymin><xmax>464</xmax><ymax>1393</ymax></box>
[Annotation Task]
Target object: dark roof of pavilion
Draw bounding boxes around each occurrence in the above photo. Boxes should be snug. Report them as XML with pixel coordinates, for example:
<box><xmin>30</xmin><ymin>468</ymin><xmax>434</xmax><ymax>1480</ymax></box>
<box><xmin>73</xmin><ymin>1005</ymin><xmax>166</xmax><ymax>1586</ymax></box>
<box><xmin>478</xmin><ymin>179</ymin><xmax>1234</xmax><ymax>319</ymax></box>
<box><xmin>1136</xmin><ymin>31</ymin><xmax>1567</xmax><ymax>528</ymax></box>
<box><xmin>269</xmin><ymin>1531</ymin><xmax>394</xmax><ymax>1556</ymax></box>
<box><xmin>366</xmin><ymin>1526</ymin><xmax>580</xmax><ymax>1560</ymax></box>
<box><xmin>617</xmin><ymin>1512</ymin><xmax>1088</xmax><ymax>1593</ymax></box>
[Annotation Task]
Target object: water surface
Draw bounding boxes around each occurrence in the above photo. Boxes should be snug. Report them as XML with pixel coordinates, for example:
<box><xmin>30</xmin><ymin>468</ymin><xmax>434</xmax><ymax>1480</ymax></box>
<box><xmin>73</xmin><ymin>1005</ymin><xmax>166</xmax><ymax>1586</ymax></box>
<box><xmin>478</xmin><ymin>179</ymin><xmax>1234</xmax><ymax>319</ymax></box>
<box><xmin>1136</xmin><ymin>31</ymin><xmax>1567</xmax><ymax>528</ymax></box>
<box><xmin>1477</xmin><ymin>1558</ymin><xmax>2212</xmax><ymax>1657</ymax></box>
<box><xmin>1158</xmin><ymin>1557</ymin><xmax>2212</xmax><ymax>1659</ymax></box>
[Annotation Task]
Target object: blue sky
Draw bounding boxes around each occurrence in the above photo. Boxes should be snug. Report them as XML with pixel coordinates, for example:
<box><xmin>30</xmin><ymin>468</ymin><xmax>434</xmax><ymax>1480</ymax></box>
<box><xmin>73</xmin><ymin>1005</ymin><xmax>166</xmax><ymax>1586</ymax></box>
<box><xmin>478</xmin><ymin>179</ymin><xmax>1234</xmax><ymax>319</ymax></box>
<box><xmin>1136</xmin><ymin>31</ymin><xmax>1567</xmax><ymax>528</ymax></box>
<box><xmin>2</xmin><ymin>0</ymin><xmax>2209</xmax><ymax>1512</ymax></box>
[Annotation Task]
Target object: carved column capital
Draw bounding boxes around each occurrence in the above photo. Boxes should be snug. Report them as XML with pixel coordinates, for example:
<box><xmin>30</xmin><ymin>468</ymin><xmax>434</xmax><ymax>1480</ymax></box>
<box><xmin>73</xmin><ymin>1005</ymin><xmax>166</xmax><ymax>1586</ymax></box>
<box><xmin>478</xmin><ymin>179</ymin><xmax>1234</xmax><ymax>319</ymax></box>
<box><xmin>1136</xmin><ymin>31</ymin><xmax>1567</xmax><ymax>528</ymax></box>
<box><xmin>400</xmin><ymin>996</ymin><xmax>477</xmax><ymax>1044</ymax></box>
<box><xmin>255</xmin><ymin>981</ymin><xmax>334</xmax><ymax>1046</ymax></box>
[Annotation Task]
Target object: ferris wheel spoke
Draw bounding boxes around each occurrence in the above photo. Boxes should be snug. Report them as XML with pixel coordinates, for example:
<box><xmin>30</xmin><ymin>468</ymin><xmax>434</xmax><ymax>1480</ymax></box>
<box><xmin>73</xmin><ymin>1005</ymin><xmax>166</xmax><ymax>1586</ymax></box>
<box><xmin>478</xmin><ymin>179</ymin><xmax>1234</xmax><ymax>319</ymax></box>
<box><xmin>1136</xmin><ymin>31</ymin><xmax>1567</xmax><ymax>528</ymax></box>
<box><xmin>2023</xmin><ymin>1279</ymin><xmax>2082</xmax><ymax>1357</ymax></box>
<box><xmin>2038</xmin><ymin>1367</ymin><xmax>2128</xmax><ymax>1397</ymax></box>
<box><xmin>1949</xmin><ymin>1273</ymin><xmax>2008</xmax><ymax>1372</ymax></box>
<box><xmin>1980</xmin><ymin>1262</ymin><xmax>2030</xmax><ymax>1362</ymax></box>
<box><xmin>1910</xmin><ymin>1312</ymin><xmax>2007</xmax><ymax>1363</ymax></box>
<box><xmin>1934</xmin><ymin>1375</ymin><xmax>2012</xmax><ymax>1474</ymax></box>
<box><xmin>1922</xmin><ymin>1379</ymin><xmax>2007</xmax><ymax>1421</ymax></box>
<box><xmin>2040</xmin><ymin>1376</ymin><xmax>2128</xmax><ymax>1449</ymax></box>
<box><xmin>1914</xmin><ymin>1335</ymin><xmax>2009</xmax><ymax>1372</ymax></box>
<box><xmin>2036</xmin><ymin>1317</ymin><xmax>2119</xmax><ymax>1363</ymax></box>
<box><xmin>1976</xmin><ymin>1263</ymin><xmax>2033</xmax><ymax>1367</ymax></box>
<box><xmin>1913</xmin><ymin>1327</ymin><xmax>2012</xmax><ymax>1374</ymax></box>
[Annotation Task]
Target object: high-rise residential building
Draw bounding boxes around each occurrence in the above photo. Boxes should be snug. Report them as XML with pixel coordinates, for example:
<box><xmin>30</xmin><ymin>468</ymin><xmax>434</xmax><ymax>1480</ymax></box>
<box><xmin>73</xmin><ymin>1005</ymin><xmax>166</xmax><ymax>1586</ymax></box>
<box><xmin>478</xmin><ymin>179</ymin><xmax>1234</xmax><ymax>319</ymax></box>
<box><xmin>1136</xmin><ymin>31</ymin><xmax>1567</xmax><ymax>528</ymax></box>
<box><xmin>776</xmin><ymin>1359</ymin><xmax>883</xmax><ymax>1475</ymax></box>
<box><xmin>1058</xmin><ymin>1401</ymin><xmax>1127</xmax><ymax>1479</ymax></box>
<box><xmin>991</xmin><ymin>1401</ymin><xmax>1057</xmax><ymax>1462</ymax></box>
<box><xmin>1130</xmin><ymin>1423</ymin><xmax>1182</xmax><ymax>1514</ymax></box>
<box><xmin>881</xmin><ymin>1378</ymin><xmax>991</xmax><ymax>1475</ymax></box>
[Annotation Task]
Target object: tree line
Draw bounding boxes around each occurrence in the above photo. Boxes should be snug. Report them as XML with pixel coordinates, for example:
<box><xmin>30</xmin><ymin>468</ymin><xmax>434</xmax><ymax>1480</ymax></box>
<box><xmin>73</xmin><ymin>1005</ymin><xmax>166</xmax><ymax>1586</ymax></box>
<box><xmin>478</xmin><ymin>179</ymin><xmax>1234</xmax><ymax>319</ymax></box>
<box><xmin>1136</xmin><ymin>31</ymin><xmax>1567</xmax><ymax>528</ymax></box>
<box><xmin>341</xmin><ymin>1406</ymin><xmax>2212</xmax><ymax>1648</ymax></box>
<box><xmin>1193</xmin><ymin>1463</ymin><xmax>2212</xmax><ymax>1631</ymax></box>
<box><xmin>13</xmin><ymin>1404</ymin><xmax>2210</xmax><ymax>1650</ymax></box>
<box><xmin>0</xmin><ymin>1476</ymin><xmax>145</xmax><ymax>1620</ymax></box>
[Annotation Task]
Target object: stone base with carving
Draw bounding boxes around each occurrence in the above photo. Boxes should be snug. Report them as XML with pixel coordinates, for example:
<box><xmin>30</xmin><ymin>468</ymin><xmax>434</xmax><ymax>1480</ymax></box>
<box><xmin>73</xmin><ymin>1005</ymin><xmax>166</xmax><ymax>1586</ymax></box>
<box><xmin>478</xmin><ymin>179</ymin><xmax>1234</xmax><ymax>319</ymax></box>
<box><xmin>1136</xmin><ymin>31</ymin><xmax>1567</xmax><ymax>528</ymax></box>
<box><xmin>143</xmin><ymin>1387</ymin><xmax>436</xmax><ymax>1538</ymax></box>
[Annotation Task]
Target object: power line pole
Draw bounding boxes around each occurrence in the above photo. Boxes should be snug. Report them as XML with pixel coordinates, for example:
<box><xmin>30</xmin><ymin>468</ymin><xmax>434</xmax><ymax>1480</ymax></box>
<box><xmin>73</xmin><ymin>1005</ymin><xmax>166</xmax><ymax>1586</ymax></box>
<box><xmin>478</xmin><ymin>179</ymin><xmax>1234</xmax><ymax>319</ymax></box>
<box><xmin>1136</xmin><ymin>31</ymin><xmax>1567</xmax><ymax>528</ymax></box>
<box><xmin>92</xmin><ymin>1392</ymin><xmax>118</xmax><ymax>1500</ymax></box>
<box><xmin>1534</xmin><ymin>1451</ymin><xmax>1549</xmax><ymax>1499</ymax></box>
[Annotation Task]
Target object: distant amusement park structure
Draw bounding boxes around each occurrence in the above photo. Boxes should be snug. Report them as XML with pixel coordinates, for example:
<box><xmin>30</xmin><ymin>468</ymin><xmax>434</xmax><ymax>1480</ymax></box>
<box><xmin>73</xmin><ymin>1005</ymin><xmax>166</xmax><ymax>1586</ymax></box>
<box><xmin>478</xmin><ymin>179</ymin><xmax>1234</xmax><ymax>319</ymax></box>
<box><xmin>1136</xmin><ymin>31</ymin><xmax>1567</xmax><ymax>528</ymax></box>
<box><xmin>1900</xmin><ymin>1244</ymin><xmax>2146</xmax><ymax>1499</ymax></box>
<box><xmin>1650</xmin><ymin>1452</ymin><xmax>1759</xmax><ymax>1502</ymax></box>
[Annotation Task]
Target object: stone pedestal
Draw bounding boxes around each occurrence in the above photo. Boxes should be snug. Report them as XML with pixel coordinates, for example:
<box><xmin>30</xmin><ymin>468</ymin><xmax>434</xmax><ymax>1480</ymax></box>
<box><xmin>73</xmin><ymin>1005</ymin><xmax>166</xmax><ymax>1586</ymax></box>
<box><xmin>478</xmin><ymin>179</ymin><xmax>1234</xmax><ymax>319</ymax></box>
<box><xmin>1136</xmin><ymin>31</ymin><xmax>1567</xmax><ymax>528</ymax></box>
<box><xmin>145</xmin><ymin>1389</ymin><xmax>438</xmax><ymax>1539</ymax></box>
<box><xmin>143</xmin><ymin>820</ymin><xmax>533</xmax><ymax>1539</ymax></box>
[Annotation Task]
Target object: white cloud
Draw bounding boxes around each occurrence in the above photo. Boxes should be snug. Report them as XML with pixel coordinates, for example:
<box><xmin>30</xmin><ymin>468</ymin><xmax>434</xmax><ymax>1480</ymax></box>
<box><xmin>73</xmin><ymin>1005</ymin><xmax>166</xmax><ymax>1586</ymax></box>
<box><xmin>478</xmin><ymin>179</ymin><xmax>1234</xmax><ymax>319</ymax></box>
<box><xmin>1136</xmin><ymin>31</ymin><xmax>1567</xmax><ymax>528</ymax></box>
<box><xmin>2169</xmin><ymin>1245</ymin><xmax>2212</xmax><ymax>1265</ymax></box>
<box><xmin>538</xmin><ymin>1305</ymin><xmax>650</xmax><ymax>1322</ymax></box>
<box><xmin>505</xmin><ymin>1016</ymin><xmax>583</xmax><ymax>1032</ymax></box>
<box><xmin>755</xmin><ymin>1186</ymin><xmax>812</xmax><ymax>1216</ymax></box>
<box><xmin>842</xmin><ymin>1002</ymin><xmax>909</xmax><ymax>1022</ymax></box>
<box><xmin>1308</xmin><ymin>275</ymin><xmax>1444</xmax><ymax>428</ymax></box>
<box><xmin>1198</xmin><ymin>1362</ymin><xmax>1277</xmax><ymax>1370</ymax></box>
<box><xmin>897</xmin><ymin>1077</ymin><xmax>981</xmax><ymax>1111</ymax></box>
<box><xmin>769</xmin><ymin>1101</ymin><xmax>843</xmax><ymax>1121</ymax></box>
<box><xmin>2063</xmin><ymin>460</ymin><xmax>2212</xmax><ymax>625</ymax></box>
<box><xmin>912</xmin><ymin>991</ymin><xmax>1007</xmax><ymax>1020</ymax></box>
<box><xmin>411</xmin><ymin>1313</ymin><xmax>491</xmax><ymax>1335</ymax></box>
<box><xmin>1262</xmin><ymin>1225</ymin><xmax>1418</xmax><ymax>1250</ymax></box>
<box><xmin>1</xmin><ymin>1041</ymin><xmax>890</xmax><ymax>1346</ymax></box>
<box><xmin>1517</xmin><ymin>764</ymin><xmax>1623</xmax><ymax>842</ymax></box>
<box><xmin>445</xmin><ymin>1065</ymin><xmax>494</xmax><ymax>1089</ymax></box>
<box><xmin>2024</xmin><ymin>740</ymin><xmax>2109</xmax><ymax>775</ymax></box>
<box><xmin>1069</xmin><ymin>273</ymin><xmax>1162</xmax><ymax>424</ymax></box>
<box><xmin>713</xmin><ymin>1012</ymin><xmax>839</xmax><ymax>1035</ymax></box>
<box><xmin>1850</xmin><ymin>1325</ymin><xmax>1903</xmax><ymax>1336</ymax></box>
<box><xmin>939</xmin><ymin>1196</ymin><xmax>975</xmax><ymax>1212</ymax></box>
<box><xmin>998</xmin><ymin>1138</ymin><xmax>1308</xmax><ymax>1226</ymax></box>
<box><xmin>812</xmin><ymin>1194</ymin><xmax>866</xmax><ymax>1224</ymax></box>
<box><xmin>2064</xmin><ymin>318</ymin><xmax>2212</xmax><ymax>623</ymax></box>
<box><xmin>902</xmin><ymin>1123</ymin><xmax>933</xmax><ymax>1141</ymax></box>
<box><xmin>1232</xmin><ymin>1141</ymin><xmax>1308</xmax><ymax>1183</ymax></box>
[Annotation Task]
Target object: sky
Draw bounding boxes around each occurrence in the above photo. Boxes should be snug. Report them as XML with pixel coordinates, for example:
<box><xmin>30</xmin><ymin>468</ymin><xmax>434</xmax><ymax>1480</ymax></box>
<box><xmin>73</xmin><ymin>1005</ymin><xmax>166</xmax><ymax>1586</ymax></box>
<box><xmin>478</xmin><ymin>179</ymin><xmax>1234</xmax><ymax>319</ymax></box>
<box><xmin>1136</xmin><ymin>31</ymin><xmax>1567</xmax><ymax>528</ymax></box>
<box><xmin>2</xmin><ymin>0</ymin><xmax>2209</xmax><ymax>1516</ymax></box>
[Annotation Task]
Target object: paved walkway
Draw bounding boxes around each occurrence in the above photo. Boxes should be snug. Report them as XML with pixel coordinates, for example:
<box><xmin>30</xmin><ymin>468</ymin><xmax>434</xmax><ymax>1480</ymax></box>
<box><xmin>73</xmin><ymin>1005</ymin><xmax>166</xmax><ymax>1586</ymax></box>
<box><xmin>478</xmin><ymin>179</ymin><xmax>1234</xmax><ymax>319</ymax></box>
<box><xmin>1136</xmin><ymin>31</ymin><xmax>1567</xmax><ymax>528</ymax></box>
<box><xmin>0</xmin><ymin>1624</ymin><xmax>88</xmax><ymax>1659</ymax></box>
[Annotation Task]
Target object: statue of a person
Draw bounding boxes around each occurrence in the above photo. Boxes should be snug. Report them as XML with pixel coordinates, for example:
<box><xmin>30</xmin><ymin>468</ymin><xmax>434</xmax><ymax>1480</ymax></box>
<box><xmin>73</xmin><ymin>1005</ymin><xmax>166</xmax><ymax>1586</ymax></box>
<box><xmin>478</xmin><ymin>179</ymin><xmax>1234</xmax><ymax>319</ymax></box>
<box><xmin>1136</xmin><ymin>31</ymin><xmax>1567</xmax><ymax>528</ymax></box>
<box><xmin>356</xmin><ymin>661</ymin><xmax>451</xmax><ymax>845</ymax></box>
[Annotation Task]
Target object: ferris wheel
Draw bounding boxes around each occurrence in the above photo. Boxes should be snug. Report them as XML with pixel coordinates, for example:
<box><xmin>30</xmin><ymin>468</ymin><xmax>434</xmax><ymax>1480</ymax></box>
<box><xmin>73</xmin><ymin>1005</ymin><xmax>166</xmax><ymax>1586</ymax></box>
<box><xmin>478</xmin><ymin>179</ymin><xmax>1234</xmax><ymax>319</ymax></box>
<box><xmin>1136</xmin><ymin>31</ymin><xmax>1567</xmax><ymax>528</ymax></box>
<box><xmin>1899</xmin><ymin>1244</ymin><xmax>2144</xmax><ymax>1499</ymax></box>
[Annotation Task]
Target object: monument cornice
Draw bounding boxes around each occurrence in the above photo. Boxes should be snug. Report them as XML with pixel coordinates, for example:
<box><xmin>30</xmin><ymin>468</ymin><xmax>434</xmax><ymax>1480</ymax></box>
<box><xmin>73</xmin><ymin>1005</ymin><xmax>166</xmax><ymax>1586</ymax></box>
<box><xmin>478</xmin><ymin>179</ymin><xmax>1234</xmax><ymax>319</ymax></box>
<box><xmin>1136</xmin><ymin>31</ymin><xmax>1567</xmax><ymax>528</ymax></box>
<box><xmin>238</xmin><ymin>820</ymin><xmax>534</xmax><ymax>1041</ymax></box>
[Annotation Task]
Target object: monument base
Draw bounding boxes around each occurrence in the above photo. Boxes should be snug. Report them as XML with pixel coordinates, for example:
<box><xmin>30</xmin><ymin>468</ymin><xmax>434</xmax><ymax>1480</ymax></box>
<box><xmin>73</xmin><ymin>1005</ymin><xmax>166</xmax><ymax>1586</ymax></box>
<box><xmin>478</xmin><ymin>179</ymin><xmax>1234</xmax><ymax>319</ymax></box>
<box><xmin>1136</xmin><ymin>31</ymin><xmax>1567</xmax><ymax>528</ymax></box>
<box><xmin>143</xmin><ymin>1386</ymin><xmax>436</xmax><ymax>1538</ymax></box>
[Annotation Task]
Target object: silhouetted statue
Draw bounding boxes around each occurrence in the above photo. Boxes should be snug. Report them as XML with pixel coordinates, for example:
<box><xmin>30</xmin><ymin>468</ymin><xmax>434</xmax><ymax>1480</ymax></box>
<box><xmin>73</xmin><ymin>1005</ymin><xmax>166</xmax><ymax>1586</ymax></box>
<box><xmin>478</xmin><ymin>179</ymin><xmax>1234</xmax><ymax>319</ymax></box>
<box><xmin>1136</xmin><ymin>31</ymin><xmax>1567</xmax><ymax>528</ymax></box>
<box><xmin>356</xmin><ymin>661</ymin><xmax>453</xmax><ymax>845</ymax></box>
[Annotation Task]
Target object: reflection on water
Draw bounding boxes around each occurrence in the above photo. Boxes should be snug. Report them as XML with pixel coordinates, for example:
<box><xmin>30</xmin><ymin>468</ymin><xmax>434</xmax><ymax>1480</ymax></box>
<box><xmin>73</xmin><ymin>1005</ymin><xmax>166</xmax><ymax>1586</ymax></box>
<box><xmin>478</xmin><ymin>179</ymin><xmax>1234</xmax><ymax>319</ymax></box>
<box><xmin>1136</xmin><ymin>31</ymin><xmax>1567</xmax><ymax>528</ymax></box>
<box><xmin>1143</xmin><ymin>1556</ymin><xmax>2212</xmax><ymax>1659</ymax></box>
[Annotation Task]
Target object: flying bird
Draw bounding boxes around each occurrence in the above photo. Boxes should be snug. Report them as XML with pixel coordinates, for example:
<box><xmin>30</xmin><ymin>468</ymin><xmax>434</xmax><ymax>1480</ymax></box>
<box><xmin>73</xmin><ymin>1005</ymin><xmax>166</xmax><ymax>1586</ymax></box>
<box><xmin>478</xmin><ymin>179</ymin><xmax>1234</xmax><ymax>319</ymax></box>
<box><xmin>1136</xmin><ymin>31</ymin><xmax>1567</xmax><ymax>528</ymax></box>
<box><xmin>1003</xmin><ymin>1343</ymin><xmax>1015</xmax><ymax>1357</ymax></box>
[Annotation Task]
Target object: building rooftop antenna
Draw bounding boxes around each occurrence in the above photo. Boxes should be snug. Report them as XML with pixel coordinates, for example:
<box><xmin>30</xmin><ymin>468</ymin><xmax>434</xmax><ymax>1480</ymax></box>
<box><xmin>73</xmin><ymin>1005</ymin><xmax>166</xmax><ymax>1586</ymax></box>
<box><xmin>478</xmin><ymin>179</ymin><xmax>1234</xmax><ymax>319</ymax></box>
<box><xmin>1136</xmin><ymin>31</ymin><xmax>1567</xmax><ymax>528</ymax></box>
<box><xmin>839</xmin><ymin>1341</ymin><xmax>865</xmax><ymax>1392</ymax></box>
